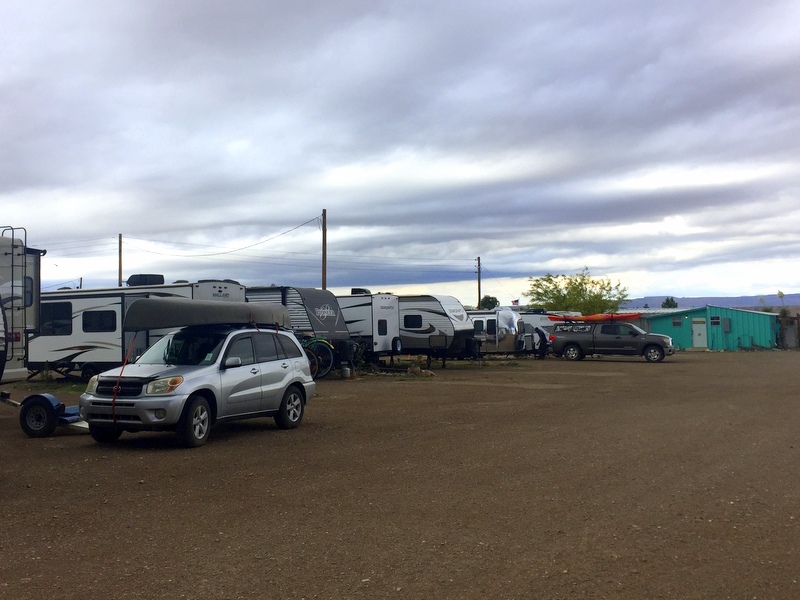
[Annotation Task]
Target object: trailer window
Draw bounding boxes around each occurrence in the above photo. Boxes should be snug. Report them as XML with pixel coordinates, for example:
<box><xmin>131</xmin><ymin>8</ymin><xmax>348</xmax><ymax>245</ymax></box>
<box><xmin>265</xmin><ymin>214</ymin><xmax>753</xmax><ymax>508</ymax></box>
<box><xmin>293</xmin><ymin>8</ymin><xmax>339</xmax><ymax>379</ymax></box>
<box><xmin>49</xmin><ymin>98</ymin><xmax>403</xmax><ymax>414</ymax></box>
<box><xmin>378</xmin><ymin>319</ymin><xmax>388</xmax><ymax>336</ymax></box>
<box><xmin>40</xmin><ymin>302</ymin><xmax>72</xmax><ymax>336</ymax></box>
<box><xmin>83</xmin><ymin>310</ymin><xmax>116</xmax><ymax>333</ymax></box>
<box><xmin>474</xmin><ymin>320</ymin><xmax>484</xmax><ymax>334</ymax></box>
<box><xmin>24</xmin><ymin>277</ymin><xmax>35</xmax><ymax>307</ymax></box>
<box><xmin>404</xmin><ymin>315</ymin><xmax>423</xmax><ymax>329</ymax></box>
<box><xmin>487</xmin><ymin>319</ymin><xmax>497</xmax><ymax>335</ymax></box>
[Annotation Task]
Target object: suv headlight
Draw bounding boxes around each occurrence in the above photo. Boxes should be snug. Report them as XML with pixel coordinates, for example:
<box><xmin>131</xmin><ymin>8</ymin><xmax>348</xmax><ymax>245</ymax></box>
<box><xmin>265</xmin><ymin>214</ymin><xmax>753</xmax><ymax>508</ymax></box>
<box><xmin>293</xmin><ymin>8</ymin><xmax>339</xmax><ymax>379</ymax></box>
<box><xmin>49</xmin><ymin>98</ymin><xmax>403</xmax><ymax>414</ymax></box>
<box><xmin>146</xmin><ymin>376</ymin><xmax>184</xmax><ymax>395</ymax></box>
<box><xmin>85</xmin><ymin>375</ymin><xmax>99</xmax><ymax>394</ymax></box>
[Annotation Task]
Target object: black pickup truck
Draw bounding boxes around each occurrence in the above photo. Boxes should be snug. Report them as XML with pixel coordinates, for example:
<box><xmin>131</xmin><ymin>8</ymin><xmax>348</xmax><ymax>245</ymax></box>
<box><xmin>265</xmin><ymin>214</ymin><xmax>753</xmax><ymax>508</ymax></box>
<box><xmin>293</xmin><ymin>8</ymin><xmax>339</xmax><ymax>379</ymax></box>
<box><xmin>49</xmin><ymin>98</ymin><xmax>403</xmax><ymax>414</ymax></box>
<box><xmin>549</xmin><ymin>322</ymin><xmax>674</xmax><ymax>362</ymax></box>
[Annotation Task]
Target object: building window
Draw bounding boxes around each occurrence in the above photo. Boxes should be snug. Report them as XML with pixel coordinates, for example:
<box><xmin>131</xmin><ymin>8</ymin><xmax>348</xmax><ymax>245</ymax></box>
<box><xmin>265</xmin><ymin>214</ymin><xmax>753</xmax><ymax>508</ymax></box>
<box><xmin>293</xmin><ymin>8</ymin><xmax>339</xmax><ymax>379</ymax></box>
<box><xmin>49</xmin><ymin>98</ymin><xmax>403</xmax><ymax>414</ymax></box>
<box><xmin>83</xmin><ymin>310</ymin><xmax>116</xmax><ymax>333</ymax></box>
<box><xmin>710</xmin><ymin>316</ymin><xmax>721</xmax><ymax>326</ymax></box>
<box><xmin>672</xmin><ymin>317</ymin><xmax>682</xmax><ymax>327</ymax></box>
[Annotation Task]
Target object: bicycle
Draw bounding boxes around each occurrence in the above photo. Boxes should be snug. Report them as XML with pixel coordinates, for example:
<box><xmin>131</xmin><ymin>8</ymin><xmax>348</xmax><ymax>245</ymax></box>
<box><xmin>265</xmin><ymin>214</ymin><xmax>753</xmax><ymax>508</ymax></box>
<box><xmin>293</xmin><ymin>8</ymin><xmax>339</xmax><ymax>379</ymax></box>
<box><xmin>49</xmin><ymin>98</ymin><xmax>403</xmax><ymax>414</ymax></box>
<box><xmin>304</xmin><ymin>347</ymin><xmax>320</xmax><ymax>379</ymax></box>
<box><xmin>300</xmin><ymin>337</ymin><xmax>336</xmax><ymax>379</ymax></box>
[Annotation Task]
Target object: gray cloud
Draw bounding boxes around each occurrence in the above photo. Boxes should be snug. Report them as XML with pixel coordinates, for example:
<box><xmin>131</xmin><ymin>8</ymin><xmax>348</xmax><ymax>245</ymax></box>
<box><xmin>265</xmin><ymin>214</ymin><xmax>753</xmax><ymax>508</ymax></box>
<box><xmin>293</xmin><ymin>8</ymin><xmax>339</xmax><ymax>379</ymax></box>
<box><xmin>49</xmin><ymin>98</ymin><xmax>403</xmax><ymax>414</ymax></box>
<box><xmin>2</xmin><ymin>0</ymin><xmax>799</xmax><ymax>300</ymax></box>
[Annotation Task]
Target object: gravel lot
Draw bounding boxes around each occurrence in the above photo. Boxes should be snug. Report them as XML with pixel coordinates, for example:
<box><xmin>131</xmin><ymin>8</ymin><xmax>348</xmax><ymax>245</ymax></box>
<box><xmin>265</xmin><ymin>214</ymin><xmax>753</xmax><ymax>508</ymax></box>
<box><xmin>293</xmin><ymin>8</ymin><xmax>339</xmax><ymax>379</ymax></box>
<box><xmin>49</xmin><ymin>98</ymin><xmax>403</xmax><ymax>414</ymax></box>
<box><xmin>1</xmin><ymin>351</ymin><xmax>799</xmax><ymax>599</ymax></box>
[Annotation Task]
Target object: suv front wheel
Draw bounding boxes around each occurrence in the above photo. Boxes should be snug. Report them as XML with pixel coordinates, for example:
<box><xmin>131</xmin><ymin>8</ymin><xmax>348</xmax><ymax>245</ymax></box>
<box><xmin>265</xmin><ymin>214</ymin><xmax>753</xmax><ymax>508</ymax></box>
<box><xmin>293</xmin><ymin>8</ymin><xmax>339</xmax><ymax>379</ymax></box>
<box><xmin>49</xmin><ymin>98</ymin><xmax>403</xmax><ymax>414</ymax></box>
<box><xmin>178</xmin><ymin>395</ymin><xmax>211</xmax><ymax>447</ymax></box>
<box><xmin>89</xmin><ymin>424</ymin><xmax>123</xmax><ymax>444</ymax></box>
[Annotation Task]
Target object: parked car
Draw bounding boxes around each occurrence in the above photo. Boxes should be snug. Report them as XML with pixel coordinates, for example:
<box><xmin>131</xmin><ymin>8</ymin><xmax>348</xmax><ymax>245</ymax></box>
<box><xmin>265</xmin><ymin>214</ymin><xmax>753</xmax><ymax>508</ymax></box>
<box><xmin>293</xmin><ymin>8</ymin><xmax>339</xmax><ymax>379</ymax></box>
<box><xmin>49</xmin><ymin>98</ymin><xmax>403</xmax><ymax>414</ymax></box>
<box><xmin>79</xmin><ymin>323</ymin><xmax>316</xmax><ymax>447</ymax></box>
<box><xmin>550</xmin><ymin>321</ymin><xmax>674</xmax><ymax>362</ymax></box>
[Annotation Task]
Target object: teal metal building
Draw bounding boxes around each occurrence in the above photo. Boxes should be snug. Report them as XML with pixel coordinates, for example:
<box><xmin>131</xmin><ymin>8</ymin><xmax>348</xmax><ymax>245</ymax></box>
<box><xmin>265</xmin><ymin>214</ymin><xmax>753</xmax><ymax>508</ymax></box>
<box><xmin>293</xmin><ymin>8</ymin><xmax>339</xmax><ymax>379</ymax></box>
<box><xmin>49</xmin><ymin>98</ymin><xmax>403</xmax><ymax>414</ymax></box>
<box><xmin>644</xmin><ymin>306</ymin><xmax>778</xmax><ymax>351</ymax></box>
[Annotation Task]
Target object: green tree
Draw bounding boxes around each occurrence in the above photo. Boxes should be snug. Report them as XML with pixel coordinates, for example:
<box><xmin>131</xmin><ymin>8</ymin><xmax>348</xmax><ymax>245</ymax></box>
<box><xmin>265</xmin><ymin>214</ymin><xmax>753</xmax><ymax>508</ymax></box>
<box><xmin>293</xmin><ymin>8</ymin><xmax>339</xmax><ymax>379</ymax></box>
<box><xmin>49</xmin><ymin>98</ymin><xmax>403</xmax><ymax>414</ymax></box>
<box><xmin>661</xmin><ymin>296</ymin><xmax>678</xmax><ymax>308</ymax></box>
<box><xmin>479</xmin><ymin>295</ymin><xmax>499</xmax><ymax>310</ymax></box>
<box><xmin>524</xmin><ymin>267</ymin><xmax>628</xmax><ymax>314</ymax></box>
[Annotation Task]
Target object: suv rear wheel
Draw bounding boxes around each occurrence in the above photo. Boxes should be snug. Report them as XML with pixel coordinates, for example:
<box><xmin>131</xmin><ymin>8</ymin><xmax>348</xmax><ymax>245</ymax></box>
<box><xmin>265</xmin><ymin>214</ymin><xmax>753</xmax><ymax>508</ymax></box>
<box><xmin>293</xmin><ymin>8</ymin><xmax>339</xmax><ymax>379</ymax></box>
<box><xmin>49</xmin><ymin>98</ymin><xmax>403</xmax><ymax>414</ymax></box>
<box><xmin>562</xmin><ymin>344</ymin><xmax>584</xmax><ymax>361</ymax></box>
<box><xmin>275</xmin><ymin>386</ymin><xmax>304</xmax><ymax>429</ymax></box>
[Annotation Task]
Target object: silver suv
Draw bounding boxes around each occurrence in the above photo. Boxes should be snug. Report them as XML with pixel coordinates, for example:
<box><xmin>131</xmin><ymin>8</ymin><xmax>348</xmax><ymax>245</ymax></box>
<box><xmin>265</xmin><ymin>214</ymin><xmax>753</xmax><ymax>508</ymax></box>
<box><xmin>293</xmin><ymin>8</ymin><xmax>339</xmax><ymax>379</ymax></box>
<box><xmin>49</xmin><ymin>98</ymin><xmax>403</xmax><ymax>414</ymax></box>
<box><xmin>79</xmin><ymin>324</ymin><xmax>316</xmax><ymax>447</ymax></box>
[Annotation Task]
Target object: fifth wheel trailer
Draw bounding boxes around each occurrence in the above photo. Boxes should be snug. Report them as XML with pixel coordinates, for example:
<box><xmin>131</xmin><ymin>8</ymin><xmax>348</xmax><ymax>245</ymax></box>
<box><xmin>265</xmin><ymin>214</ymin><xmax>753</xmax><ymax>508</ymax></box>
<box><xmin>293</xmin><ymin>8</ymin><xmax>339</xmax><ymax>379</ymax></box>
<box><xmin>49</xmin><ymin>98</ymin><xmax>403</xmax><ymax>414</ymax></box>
<box><xmin>0</xmin><ymin>227</ymin><xmax>45</xmax><ymax>383</ymax></box>
<box><xmin>27</xmin><ymin>278</ymin><xmax>245</xmax><ymax>380</ymax></box>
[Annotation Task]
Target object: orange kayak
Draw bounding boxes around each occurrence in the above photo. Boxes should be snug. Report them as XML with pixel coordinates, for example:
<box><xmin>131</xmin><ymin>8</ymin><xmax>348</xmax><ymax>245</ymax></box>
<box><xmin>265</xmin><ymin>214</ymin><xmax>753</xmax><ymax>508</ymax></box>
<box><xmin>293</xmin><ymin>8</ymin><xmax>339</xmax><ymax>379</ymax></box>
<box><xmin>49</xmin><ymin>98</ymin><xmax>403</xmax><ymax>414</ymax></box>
<box><xmin>547</xmin><ymin>313</ymin><xmax>642</xmax><ymax>322</ymax></box>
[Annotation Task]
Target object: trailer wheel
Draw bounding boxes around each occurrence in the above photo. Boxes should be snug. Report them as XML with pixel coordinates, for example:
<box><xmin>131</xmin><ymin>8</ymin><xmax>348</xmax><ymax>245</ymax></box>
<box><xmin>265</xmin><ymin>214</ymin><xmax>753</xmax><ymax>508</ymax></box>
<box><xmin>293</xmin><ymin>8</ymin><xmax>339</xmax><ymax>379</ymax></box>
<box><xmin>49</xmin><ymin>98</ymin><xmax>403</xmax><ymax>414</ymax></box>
<box><xmin>19</xmin><ymin>397</ymin><xmax>58</xmax><ymax>438</ymax></box>
<box><xmin>178</xmin><ymin>395</ymin><xmax>211</xmax><ymax>448</ymax></box>
<box><xmin>563</xmin><ymin>344</ymin><xmax>584</xmax><ymax>361</ymax></box>
<box><xmin>89</xmin><ymin>424</ymin><xmax>123</xmax><ymax>444</ymax></box>
<box><xmin>391</xmin><ymin>337</ymin><xmax>402</xmax><ymax>354</ymax></box>
<box><xmin>81</xmin><ymin>364</ymin><xmax>100</xmax><ymax>382</ymax></box>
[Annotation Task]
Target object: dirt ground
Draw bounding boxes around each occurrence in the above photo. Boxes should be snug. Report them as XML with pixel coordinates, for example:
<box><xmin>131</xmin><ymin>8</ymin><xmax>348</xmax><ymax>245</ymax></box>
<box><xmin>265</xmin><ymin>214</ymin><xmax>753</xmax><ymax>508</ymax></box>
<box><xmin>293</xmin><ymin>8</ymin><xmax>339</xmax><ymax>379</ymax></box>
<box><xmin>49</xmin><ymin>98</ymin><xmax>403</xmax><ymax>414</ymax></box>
<box><xmin>1</xmin><ymin>351</ymin><xmax>799</xmax><ymax>600</ymax></box>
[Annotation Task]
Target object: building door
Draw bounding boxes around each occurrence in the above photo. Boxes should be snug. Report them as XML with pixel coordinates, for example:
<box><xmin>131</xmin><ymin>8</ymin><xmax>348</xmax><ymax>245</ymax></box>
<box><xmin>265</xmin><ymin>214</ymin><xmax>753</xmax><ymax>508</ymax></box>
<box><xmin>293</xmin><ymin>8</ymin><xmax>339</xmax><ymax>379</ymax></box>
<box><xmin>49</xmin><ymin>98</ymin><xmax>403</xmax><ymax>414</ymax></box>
<box><xmin>692</xmin><ymin>319</ymin><xmax>707</xmax><ymax>348</ymax></box>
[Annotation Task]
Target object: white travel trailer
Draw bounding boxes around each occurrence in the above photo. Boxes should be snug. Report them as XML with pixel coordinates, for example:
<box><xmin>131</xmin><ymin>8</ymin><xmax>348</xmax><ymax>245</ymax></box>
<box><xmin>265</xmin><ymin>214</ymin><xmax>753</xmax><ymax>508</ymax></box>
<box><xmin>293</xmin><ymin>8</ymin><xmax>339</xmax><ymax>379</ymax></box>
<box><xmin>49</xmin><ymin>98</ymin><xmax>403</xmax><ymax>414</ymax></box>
<box><xmin>0</xmin><ymin>227</ymin><xmax>45</xmax><ymax>382</ymax></box>
<box><xmin>336</xmin><ymin>290</ymin><xmax>402</xmax><ymax>360</ymax></box>
<box><xmin>28</xmin><ymin>277</ymin><xmax>245</xmax><ymax>380</ymax></box>
<box><xmin>398</xmin><ymin>295</ymin><xmax>476</xmax><ymax>366</ymax></box>
<box><xmin>468</xmin><ymin>307</ymin><xmax>532</xmax><ymax>354</ymax></box>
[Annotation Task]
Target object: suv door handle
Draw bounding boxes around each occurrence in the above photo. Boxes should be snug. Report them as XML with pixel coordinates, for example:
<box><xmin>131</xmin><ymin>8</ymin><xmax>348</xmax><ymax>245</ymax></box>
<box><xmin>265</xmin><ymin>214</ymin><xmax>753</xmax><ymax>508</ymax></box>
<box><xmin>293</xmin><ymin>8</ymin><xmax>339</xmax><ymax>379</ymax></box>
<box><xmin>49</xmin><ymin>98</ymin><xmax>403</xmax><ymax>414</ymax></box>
<box><xmin>250</xmin><ymin>368</ymin><xmax>259</xmax><ymax>375</ymax></box>
<box><xmin>281</xmin><ymin>362</ymin><xmax>290</xmax><ymax>369</ymax></box>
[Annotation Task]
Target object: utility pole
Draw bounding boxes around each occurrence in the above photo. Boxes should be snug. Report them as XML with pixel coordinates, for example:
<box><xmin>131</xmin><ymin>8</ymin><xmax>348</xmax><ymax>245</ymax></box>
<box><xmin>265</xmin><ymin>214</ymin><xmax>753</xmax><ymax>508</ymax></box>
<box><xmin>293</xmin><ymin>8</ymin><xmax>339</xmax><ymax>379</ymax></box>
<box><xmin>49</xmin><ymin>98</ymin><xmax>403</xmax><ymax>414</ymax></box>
<box><xmin>476</xmin><ymin>256</ymin><xmax>481</xmax><ymax>308</ymax></box>
<box><xmin>118</xmin><ymin>233</ymin><xmax>123</xmax><ymax>287</ymax></box>
<box><xmin>321</xmin><ymin>209</ymin><xmax>327</xmax><ymax>289</ymax></box>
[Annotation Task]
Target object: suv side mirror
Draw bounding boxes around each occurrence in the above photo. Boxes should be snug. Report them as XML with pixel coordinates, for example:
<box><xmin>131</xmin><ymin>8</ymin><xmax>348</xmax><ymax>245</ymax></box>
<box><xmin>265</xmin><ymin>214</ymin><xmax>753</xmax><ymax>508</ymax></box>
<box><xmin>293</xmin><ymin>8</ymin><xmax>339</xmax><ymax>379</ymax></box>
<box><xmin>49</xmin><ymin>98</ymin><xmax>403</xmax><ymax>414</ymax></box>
<box><xmin>223</xmin><ymin>356</ymin><xmax>243</xmax><ymax>369</ymax></box>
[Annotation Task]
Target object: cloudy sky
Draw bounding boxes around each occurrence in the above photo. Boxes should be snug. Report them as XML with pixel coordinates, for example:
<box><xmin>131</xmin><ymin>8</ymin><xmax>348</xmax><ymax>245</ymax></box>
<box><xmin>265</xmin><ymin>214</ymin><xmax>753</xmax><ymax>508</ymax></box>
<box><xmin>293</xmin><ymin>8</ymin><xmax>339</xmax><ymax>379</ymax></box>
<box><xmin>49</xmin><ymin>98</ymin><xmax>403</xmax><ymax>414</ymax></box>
<box><xmin>3</xmin><ymin>0</ymin><xmax>799</xmax><ymax>306</ymax></box>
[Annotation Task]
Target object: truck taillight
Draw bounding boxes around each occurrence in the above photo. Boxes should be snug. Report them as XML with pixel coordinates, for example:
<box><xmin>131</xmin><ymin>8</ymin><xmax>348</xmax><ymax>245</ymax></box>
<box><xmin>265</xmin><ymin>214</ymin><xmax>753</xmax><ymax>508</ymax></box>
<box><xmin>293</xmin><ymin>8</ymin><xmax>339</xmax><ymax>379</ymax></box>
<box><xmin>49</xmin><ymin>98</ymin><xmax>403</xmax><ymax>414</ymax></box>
<box><xmin>5</xmin><ymin>333</ymin><xmax>21</xmax><ymax>342</ymax></box>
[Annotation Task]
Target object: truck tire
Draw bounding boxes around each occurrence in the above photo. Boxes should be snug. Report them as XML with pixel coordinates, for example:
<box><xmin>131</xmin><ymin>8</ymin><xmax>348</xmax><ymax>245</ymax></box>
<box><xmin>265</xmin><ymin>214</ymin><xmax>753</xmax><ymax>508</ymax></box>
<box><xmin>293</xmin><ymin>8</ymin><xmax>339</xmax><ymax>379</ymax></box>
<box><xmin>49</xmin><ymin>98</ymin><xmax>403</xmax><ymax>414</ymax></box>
<box><xmin>178</xmin><ymin>395</ymin><xmax>211</xmax><ymax>447</ymax></box>
<box><xmin>89</xmin><ymin>424</ymin><xmax>123</xmax><ymax>444</ymax></box>
<box><xmin>562</xmin><ymin>344</ymin><xmax>584</xmax><ymax>361</ymax></box>
<box><xmin>644</xmin><ymin>345</ymin><xmax>665</xmax><ymax>362</ymax></box>
<box><xmin>19</xmin><ymin>397</ymin><xmax>58</xmax><ymax>438</ymax></box>
<box><xmin>274</xmin><ymin>386</ymin><xmax>304</xmax><ymax>429</ymax></box>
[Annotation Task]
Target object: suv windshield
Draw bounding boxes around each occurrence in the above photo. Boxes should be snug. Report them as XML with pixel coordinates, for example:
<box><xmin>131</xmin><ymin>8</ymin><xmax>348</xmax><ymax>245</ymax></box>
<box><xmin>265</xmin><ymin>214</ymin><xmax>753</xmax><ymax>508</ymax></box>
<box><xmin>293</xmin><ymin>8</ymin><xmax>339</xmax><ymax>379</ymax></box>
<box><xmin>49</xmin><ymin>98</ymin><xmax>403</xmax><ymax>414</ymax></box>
<box><xmin>136</xmin><ymin>328</ymin><xmax>229</xmax><ymax>366</ymax></box>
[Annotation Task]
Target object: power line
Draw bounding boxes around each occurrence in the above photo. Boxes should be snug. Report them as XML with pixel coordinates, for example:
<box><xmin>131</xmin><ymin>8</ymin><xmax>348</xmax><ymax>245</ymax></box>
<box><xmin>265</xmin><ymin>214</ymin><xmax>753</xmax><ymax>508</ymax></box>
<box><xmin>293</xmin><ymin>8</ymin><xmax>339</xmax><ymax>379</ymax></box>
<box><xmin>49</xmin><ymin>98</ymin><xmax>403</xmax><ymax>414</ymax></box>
<box><xmin>123</xmin><ymin>216</ymin><xmax>321</xmax><ymax>257</ymax></box>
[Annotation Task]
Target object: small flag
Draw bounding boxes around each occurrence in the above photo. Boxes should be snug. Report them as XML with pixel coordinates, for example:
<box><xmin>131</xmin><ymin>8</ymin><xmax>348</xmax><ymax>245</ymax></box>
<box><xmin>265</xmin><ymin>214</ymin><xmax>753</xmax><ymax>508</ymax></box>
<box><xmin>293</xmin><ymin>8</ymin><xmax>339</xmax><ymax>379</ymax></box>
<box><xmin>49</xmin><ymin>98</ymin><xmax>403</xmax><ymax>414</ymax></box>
<box><xmin>511</xmin><ymin>299</ymin><xmax>519</xmax><ymax>306</ymax></box>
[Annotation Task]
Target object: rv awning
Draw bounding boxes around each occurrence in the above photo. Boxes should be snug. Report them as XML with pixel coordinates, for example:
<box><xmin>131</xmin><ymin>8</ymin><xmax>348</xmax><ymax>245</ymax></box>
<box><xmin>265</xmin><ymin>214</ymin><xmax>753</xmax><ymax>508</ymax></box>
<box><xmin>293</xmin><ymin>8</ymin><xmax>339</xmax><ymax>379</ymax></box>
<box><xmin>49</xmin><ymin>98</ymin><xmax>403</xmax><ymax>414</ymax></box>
<box><xmin>123</xmin><ymin>298</ymin><xmax>291</xmax><ymax>331</ymax></box>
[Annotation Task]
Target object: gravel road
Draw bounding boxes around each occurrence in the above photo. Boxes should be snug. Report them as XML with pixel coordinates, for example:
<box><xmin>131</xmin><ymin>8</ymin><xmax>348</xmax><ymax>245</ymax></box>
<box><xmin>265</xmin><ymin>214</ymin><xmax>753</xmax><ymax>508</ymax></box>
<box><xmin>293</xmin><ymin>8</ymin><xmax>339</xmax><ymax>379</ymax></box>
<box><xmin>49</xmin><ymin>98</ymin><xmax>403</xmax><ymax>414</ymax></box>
<box><xmin>1</xmin><ymin>351</ymin><xmax>798</xmax><ymax>599</ymax></box>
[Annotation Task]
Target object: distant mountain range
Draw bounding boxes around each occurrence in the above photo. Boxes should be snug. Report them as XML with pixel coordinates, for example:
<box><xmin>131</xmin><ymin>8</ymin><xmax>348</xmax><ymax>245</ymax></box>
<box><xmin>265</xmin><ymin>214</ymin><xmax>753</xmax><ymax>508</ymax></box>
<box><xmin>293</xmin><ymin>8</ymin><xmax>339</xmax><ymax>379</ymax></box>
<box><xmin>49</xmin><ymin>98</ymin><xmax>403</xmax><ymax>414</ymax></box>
<box><xmin>624</xmin><ymin>292</ymin><xmax>800</xmax><ymax>311</ymax></box>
